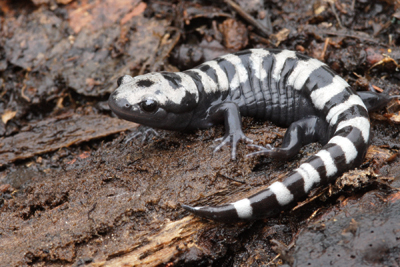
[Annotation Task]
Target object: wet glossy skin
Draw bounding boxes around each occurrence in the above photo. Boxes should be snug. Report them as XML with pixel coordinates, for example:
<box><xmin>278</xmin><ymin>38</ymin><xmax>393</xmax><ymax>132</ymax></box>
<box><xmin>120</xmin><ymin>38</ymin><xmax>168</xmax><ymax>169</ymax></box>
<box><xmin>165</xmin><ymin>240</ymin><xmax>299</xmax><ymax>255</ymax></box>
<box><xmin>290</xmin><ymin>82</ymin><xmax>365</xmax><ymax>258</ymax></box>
<box><xmin>109</xmin><ymin>48</ymin><xmax>394</xmax><ymax>222</ymax></box>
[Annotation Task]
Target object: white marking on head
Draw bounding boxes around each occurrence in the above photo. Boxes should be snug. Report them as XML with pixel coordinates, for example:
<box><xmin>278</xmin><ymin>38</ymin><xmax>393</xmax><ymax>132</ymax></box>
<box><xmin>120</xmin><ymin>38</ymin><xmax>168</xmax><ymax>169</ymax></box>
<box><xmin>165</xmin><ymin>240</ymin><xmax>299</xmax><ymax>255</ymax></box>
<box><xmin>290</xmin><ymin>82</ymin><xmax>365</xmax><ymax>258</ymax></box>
<box><xmin>232</xmin><ymin>198</ymin><xmax>253</xmax><ymax>219</ymax></box>
<box><xmin>287</xmin><ymin>58</ymin><xmax>325</xmax><ymax>90</ymax></box>
<box><xmin>310</xmin><ymin>75</ymin><xmax>349</xmax><ymax>110</ymax></box>
<box><xmin>204</xmin><ymin>61</ymin><xmax>229</xmax><ymax>92</ymax></box>
<box><xmin>326</xmin><ymin>95</ymin><xmax>367</xmax><ymax>125</ymax></box>
<box><xmin>220</xmin><ymin>53</ymin><xmax>248</xmax><ymax>90</ymax></box>
<box><xmin>121</xmin><ymin>75</ymin><xmax>134</xmax><ymax>84</ymax></box>
<box><xmin>249</xmin><ymin>49</ymin><xmax>270</xmax><ymax>81</ymax></box>
<box><xmin>328</xmin><ymin>136</ymin><xmax>358</xmax><ymax>164</ymax></box>
<box><xmin>113</xmin><ymin>72</ymin><xmax>199</xmax><ymax>107</ymax></box>
<box><xmin>315</xmin><ymin>149</ymin><xmax>337</xmax><ymax>177</ymax></box>
<box><xmin>272</xmin><ymin>50</ymin><xmax>297</xmax><ymax>81</ymax></box>
<box><xmin>268</xmin><ymin>182</ymin><xmax>294</xmax><ymax>206</ymax></box>
<box><xmin>296</xmin><ymin>163</ymin><xmax>321</xmax><ymax>193</ymax></box>
<box><xmin>336</xmin><ymin>117</ymin><xmax>370</xmax><ymax>143</ymax></box>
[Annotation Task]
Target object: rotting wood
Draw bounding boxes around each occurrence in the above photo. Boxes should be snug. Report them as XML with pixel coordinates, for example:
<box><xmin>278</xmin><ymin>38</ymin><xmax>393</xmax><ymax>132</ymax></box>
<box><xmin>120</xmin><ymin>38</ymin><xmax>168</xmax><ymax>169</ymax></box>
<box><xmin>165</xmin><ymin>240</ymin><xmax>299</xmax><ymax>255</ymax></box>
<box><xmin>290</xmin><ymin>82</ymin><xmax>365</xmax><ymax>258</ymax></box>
<box><xmin>98</xmin><ymin>216</ymin><xmax>203</xmax><ymax>267</ymax></box>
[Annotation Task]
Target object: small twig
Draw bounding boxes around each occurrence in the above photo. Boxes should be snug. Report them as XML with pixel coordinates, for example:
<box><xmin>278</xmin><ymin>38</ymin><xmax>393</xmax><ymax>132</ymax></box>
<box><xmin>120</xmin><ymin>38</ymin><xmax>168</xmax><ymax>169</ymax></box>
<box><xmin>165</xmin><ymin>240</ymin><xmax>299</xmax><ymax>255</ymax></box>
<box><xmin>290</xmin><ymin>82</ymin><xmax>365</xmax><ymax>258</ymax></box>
<box><xmin>20</xmin><ymin>84</ymin><xmax>30</xmax><ymax>102</ymax></box>
<box><xmin>330</xmin><ymin>1</ymin><xmax>343</xmax><ymax>29</ymax></box>
<box><xmin>0</xmin><ymin>83</ymin><xmax>6</xmax><ymax>98</ymax></box>
<box><xmin>139</xmin><ymin>56</ymin><xmax>153</xmax><ymax>76</ymax></box>
<box><xmin>320</xmin><ymin>30</ymin><xmax>387</xmax><ymax>46</ymax></box>
<box><xmin>224</xmin><ymin>0</ymin><xmax>271</xmax><ymax>37</ymax></box>
<box><xmin>292</xmin><ymin>188</ymin><xmax>328</xmax><ymax>211</ymax></box>
<box><xmin>87</xmin><ymin>202</ymin><xmax>97</xmax><ymax>223</ymax></box>
<box><xmin>320</xmin><ymin>37</ymin><xmax>331</xmax><ymax>61</ymax></box>
<box><xmin>20</xmin><ymin>71</ymin><xmax>31</xmax><ymax>102</ymax></box>
<box><xmin>372</xmin><ymin>85</ymin><xmax>384</xmax><ymax>93</ymax></box>
<box><xmin>306</xmin><ymin>207</ymin><xmax>323</xmax><ymax>223</ymax></box>
<box><xmin>217</xmin><ymin>172</ymin><xmax>246</xmax><ymax>184</ymax></box>
<box><xmin>368</xmin><ymin>56</ymin><xmax>399</xmax><ymax>76</ymax></box>
<box><xmin>266</xmin><ymin>253</ymin><xmax>281</xmax><ymax>266</ymax></box>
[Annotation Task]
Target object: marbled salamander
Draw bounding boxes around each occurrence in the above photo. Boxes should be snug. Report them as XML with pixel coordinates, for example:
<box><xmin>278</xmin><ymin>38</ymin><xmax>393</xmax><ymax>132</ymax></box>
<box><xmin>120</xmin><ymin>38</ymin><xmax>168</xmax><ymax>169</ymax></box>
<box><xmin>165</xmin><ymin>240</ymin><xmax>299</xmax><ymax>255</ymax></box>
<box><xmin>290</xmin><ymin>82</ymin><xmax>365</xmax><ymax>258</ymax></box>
<box><xmin>109</xmin><ymin>49</ymin><xmax>395</xmax><ymax>222</ymax></box>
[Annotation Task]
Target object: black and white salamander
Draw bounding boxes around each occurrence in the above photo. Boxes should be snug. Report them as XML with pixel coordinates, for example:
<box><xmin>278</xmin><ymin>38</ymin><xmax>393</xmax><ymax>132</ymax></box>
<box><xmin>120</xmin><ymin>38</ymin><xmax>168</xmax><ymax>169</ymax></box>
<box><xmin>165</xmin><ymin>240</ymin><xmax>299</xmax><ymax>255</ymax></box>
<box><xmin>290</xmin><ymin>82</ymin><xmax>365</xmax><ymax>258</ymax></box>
<box><xmin>108</xmin><ymin>48</ymin><xmax>397</xmax><ymax>222</ymax></box>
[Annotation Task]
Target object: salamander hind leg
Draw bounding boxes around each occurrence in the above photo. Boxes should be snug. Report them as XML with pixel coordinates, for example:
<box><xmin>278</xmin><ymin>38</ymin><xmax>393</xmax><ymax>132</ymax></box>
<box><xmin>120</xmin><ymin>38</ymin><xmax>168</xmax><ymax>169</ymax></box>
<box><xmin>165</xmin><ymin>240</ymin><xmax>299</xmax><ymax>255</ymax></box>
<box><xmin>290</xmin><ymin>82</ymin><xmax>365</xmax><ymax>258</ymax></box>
<box><xmin>247</xmin><ymin>116</ymin><xmax>329</xmax><ymax>160</ymax></box>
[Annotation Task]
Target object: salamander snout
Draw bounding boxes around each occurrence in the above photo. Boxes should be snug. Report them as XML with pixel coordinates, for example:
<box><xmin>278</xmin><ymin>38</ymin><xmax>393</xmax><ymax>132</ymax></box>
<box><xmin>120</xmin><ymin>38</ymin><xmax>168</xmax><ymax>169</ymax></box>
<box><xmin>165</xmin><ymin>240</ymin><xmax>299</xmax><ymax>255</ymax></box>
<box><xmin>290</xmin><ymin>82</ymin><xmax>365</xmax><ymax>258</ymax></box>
<box><xmin>108</xmin><ymin>91</ymin><xmax>135</xmax><ymax>120</ymax></box>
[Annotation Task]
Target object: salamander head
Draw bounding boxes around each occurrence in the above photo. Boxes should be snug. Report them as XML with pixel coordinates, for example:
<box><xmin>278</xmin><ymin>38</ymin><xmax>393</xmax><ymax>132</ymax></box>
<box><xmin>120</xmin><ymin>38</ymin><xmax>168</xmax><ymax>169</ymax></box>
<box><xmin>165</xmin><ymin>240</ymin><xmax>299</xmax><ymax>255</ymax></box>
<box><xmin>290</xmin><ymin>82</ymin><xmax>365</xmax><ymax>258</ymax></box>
<box><xmin>108</xmin><ymin>73</ymin><xmax>199</xmax><ymax>131</ymax></box>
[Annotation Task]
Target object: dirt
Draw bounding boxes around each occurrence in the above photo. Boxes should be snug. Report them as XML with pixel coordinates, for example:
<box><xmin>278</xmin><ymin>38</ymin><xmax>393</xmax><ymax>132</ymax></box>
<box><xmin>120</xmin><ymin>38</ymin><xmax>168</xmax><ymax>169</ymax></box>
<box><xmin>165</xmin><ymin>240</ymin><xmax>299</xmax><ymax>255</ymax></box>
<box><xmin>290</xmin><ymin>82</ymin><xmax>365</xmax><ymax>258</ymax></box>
<box><xmin>0</xmin><ymin>0</ymin><xmax>399</xmax><ymax>266</ymax></box>
<box><xmin>292</xmin><ymin>190</ymin><xmax>400</xmax><ymax>266</ymax></box>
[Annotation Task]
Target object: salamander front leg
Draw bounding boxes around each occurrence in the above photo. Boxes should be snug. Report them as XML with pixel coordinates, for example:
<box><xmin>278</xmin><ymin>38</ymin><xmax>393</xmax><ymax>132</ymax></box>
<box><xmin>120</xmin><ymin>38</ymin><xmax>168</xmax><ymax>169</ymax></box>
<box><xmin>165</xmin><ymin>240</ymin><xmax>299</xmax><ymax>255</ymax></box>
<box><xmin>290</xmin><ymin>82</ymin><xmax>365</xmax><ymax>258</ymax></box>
<box><xmin>211</xmin><ymin>102</ymin><xmax>253</xmax><ymax>160</ymax></box>
<box><xmin>125</xmin><ymin>126</ymin><xmax>159</xmax><ymax>144</ymax></box>
<box><xmin>247</xmin><ymin>116</ymin><xmax>329</xmax><ymax>160</ymax></box>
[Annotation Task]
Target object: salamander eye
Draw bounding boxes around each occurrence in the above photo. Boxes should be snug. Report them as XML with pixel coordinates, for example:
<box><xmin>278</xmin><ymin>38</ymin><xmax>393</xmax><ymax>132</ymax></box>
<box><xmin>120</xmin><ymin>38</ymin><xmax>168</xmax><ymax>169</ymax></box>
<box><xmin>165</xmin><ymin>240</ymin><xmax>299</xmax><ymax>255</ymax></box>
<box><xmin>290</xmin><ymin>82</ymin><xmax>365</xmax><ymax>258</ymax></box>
<box><xmin>140</xmin><ymin>99</ymin><xmax>158</xmax><ymax>113</ymax></box>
